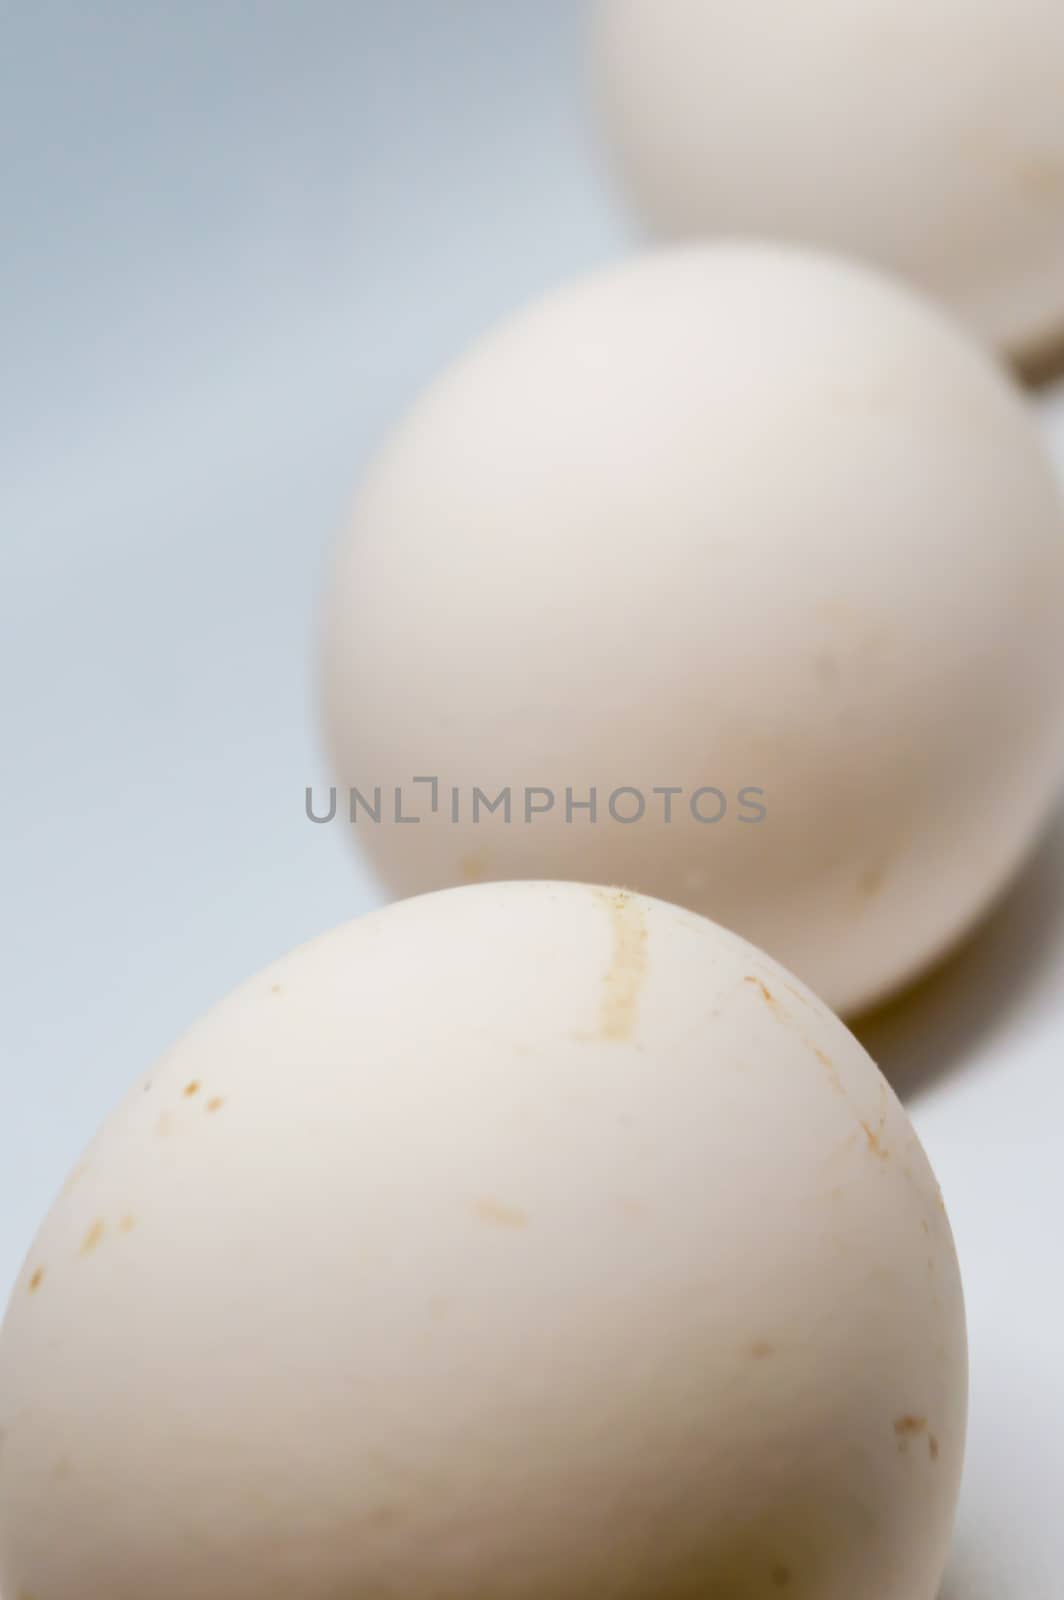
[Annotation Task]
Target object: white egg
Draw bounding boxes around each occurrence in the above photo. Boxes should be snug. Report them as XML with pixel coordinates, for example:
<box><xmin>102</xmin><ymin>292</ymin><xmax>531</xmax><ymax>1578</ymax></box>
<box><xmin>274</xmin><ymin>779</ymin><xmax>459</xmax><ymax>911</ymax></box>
<box><xmin>593</xmin><ymin>0</ymin><xmax>1064</xmax><ymax>366</ymax></box>
<box><xmin>320</xmin><ymin>244</ymin><xmax>1064</xmax><ymax>1016</ymax></box>
<box><xmin>0</xmin><ymin>883</ymin><xmax>965</xmax><ymax>1599</ymax></box>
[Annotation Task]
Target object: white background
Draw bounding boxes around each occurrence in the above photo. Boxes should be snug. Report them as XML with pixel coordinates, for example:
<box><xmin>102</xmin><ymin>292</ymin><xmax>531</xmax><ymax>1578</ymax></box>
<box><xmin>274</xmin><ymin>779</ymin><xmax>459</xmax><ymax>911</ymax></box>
<box><xmin>2</xmin><ymin>5</ymin><xmax>1064</xmax><ymax>1595</ymax></box>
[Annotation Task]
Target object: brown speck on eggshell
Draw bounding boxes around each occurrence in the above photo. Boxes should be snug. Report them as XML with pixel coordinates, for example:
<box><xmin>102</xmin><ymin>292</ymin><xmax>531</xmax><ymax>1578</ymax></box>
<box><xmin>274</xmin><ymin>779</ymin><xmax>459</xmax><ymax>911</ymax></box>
<box><xmin>861</xmin><ymin>1121</ymin><xmax>890</xmax><ymax>1160</ymax></box>
<box><xmin>895</xmin><ymin>1415</ymin><xmax>928</xmax><ymax>1441</ymax></box>
<box><xmin>474</xmin><ymin>1197</ymin><xmax>528</xmax><ymax>1230</ymax></box>
<box><xmin>459</xmin><ymin>846</ymin><xmax>492</xmax><ymax>884</ymax></box>
<box><xmin>596</xmin><ymin>888</ymin><xmax>648</xmax><ymax>1041</ymax></box>
<box><xmin>80</xmin><ymin>1220</ymin><xmax>106</xmax><ymax>1256</ymax></box>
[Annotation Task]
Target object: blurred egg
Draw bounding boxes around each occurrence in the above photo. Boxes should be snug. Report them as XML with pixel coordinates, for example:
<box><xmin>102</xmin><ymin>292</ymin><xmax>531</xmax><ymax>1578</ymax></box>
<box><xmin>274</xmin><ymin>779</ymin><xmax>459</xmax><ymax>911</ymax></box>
<box><xmin>0</xmin><ymin>882</ymin><xmax>966</xmax><ymax>1599</ymax></box>
<box><xmin>320</xmin><ymin>244</ymin><xmax>1064</xmax><ymax>1016</ymax></box>
<box><xmin>593</xmin><ymin>0</ymin><xmax>1064</xmax><ymax>366</ymax></box>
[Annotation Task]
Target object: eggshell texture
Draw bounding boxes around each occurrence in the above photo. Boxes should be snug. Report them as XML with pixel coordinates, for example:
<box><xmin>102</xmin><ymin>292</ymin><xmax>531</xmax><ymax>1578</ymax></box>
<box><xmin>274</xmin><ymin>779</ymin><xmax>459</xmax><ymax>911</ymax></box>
<box><xmin>320</xmin><ymin>245</ymin><xmax>1064</xmax><ymax>1016</ymax></box>
<box><xmin>593</xmin><ymin>0</ymin><xmax>1064</xmax><ymax>364</ymax></box>
<box><xmin>0</xmin><ymin>883</ymin><xmax>966</xmax><ymax>1600</ymax></box>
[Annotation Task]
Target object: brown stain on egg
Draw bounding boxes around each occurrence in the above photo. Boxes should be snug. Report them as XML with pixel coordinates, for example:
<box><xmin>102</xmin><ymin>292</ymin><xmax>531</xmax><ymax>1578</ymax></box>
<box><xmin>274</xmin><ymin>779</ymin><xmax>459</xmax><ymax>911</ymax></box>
<box><xmin>270</xmin><ymin>982</ymin><xmax>282</xmax><ymax>995</ymax></box>
<box><xmin>743</xmin><ymin>977</ymin><xmax>846</xmax><ymax>1107</ymax></box>
<box><xmin>771</xmin><ymin>1565</ymin><xmax>793</xmax><ymax>1589</ymax></box>
<box><xmin>929</xmin><ymin>1433</ymin><xmax>940</xmax><ymax>1462</ymax></box>
<box><xmin>861</xmin><ymin>1083</ymin><xmax>891</xmax><ymax>1162</ymax></box>
<box><xmin>62</xmin><ymin>1160</ymin><xmax>92</xmax><ymax>1195</ymax></box>
<box><xmin>183</xmin><ymin>1080</ymin><xmax>202</xmax><ymax>1098</ymax></box>
<box><xmin>894</xmin><ymin>1415</ymin><xmax>928</xmax><ymax>1455</ymax></box>
<box><xmin>119</xmin><ymin>1214</ymin><xmax>136</xmax><ymax>1234</ymax></box>
<box><xmin>28</xmin><ymin>1267</ymin><xmax>45</xmax><ymax>1294</ymax></box>
<box><xmin>749</xmin><ymin>1340</ymin><xmax>776</xmax><ymax>1361</ymax></box>
<box><xmin>743</xmin><ymin>973</ymin><xmax>795</xmax><ymax>1027</ymax></box>
<box><xmin>80</xmin><ymin>1219</ymin><xmax>107</xmax><ymax>1256</ymax></box>
<box><xmin>894</xmin><ymin>1415</ymin><xmax>927</xmax><ymax>1436</ymax></box>
<box><xmin>474</xmin><ymin>1197</ymin><xmax>528</xmax><ymax>1231</ymax></box>
<box><xmin>812</xmin><ymin>1044</ymin><xmax>845</xmax><ymax>1097</ymax></box>
<box><xmin>207</xmin><ymin>1096</ymin><xmax>225</xmax><ymax>1114</ymax></box>
<box><xmin>860</xmin><ymin>1120</ymin><xmax>889</xmax><ymax>1160</ymax></box>
<box><xmin>459</xmin><ymin>846</ymin><xmax>492</xmax><ymax>884</ymax></box>
<box><xmin>597</xmin><ymin>888</ymin><xmax>648</xmax><ymax>1042</ymax></box>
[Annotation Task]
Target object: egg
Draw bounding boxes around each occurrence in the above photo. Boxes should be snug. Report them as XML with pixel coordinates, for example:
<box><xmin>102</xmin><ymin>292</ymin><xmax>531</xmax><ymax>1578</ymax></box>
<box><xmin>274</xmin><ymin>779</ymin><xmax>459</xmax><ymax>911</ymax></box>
<box><xmin>0</xmin><ymin>883</ymin><xmax>966</xmax><ymax>1599</ymax></box>
<box><xmin>592</xmin><ymin>0</ymin><xmax>1064</xmax><ymax>367</ymax></box>
<box><xmin>320</xmin><ymin>244</ymin><xmax>1064</xmax><ymax>1016</ymax></box>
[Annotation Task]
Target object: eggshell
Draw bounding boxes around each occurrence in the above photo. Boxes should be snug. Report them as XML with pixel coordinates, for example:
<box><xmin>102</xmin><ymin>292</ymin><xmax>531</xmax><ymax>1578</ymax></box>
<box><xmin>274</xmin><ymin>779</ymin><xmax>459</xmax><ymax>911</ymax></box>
<box><xmin>0</xmin><ymin>883</ymin><xmax>966</xmax><ymax>1600</ymax></box>
<box><xmin>593</xmin><ymin>0</ymin><xmax>1064</xmax><ymax>365</ymax></box>
<box><xmin>320</xmin><ymin>244</ymin><xmax>1064</xmax><ymax>1016</ymax></box>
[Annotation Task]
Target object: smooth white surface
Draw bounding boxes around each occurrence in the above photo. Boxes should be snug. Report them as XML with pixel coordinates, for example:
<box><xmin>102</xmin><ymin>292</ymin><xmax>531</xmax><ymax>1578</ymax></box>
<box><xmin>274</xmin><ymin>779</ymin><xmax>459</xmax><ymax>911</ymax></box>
<box><xmin>594</xmin><ymin>0</ymin><xmax>1064</xmax><ymax>361</ymax></box>
<box><xmin>2</xmin><ymin>5</ymin><xmax>1064</xmax><ymax>1595</ymax></box>
<box><xmin>321</xmin><ymin>241</ymin><xmax>1064</xmax><ymax>1017</ymax></box>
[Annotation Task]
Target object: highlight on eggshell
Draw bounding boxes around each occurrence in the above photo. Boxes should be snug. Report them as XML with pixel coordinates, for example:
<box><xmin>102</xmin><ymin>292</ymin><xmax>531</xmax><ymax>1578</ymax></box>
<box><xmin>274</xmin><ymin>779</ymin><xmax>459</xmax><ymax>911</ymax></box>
<box><xmin>0</xmin><ymin>882</ymin><xmax>967</xmax><ymax>1600</ymax></box>
<box><xmin>592</xmin><ymin>0</ymin><xmax>1064</xmax><ymax>369</ymax></box>
<box><xmin>319</xmin><ymin>242</ymin><xmax>1064</xmax><ymax>1018</ymax></box>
